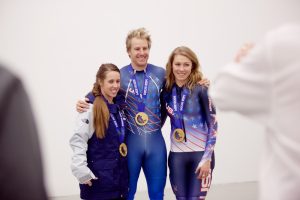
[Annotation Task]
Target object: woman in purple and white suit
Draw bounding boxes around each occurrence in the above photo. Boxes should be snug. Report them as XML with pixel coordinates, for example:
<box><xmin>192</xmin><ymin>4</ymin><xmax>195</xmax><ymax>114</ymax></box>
<box><xmin>161</xmin><ymin>46</ymin><xmax>218</xmax><ymax>200</ymax></box>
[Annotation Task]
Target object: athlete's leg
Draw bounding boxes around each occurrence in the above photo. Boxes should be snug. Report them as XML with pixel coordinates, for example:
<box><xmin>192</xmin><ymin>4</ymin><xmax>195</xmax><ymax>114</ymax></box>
<box><xmin>187</xmin><ymin>152</ymin><xmax>215</xmax><ymax>200</ymax></box>
<box><xmin>168</xmin><ymin>152</ymin><xmax>189</xmax><ymax>200</ymax></box>
<box><xmin>143</xmin><ymin>134</ymin><xmax>167</xmax><ymax>200</ymax></box>
<box><xmin>127</xmin><ymin>134</ymin><xmax>144</xmax><ymax>200</ymax></box>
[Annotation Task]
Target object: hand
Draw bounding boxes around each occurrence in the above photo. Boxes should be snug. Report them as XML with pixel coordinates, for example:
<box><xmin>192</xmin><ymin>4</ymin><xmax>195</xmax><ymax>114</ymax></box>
<box><xmin>83</xmin><ymin>177</ymin><xmax>98</xmax><ymax>187</ymax></box>
<box><xmin>195</xmin><ymin>160</ymin><xmax>211</xmax><ymax>179</ymax></box>
<box><xmin>84</xmin><ymin>179</ymin><xmax>93</xmax><ymax>187</ymax></box>
<box><xmin>76</xmin><ymin>98</ymin><xmax>90</xmax><ymax>113</ymax></box>
<box><xmin>235</xmin><ymin>42</ymin><xmax>254</xmax><ymax>63</ymax></box>
<box><xmin>199</xmin><ymin>78</ymin><xmax>210</xmax><ymax>88</ymax></box>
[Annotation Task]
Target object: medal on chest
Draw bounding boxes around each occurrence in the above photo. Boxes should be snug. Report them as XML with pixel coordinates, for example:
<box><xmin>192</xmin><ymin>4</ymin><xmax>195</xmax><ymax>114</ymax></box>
<box><xmin>129</xmin><ymin>66</ymin><xmax>150</xmax><ymax>126</ymax></box>
<box><xmin>171</xmin><ymin>86</ymin><xmax>189</xmax><ymax>143</ymax></box>
<box><xmin>110</xmin><ymin>111</ymin><xmax>127</xmax><ymax>157</ymax></box>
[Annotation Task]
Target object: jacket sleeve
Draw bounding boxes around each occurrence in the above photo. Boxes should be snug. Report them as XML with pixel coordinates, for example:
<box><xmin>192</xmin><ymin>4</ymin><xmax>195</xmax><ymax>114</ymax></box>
<box><xmin>209</xmin><ymin>41</ymin><xmax>272</xmax><ymax>124</ymax></box>
<box><xmin>199</xmin><ymin>86</ymin><xmax>218</xmax><ymax>167</ymax></box>
<box><xmin>70</xmin><ymin>105</ymin><xmax>97</xmax><ymax>183</ymax></box>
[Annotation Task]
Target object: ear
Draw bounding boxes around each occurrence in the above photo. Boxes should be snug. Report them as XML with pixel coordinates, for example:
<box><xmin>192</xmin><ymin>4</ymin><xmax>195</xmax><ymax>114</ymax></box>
<box><xmin>97</xmin><ymin>78</ymin><xmax>103</xmax><ymax>87</ymax></box>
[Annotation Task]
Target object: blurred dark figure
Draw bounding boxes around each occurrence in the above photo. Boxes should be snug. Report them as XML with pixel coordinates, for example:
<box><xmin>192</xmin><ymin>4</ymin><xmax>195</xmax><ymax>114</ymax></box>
<box><xmin>0</xmin><ymin>65</ymin><xmax>47</xmax><ymax>200</ymax></box>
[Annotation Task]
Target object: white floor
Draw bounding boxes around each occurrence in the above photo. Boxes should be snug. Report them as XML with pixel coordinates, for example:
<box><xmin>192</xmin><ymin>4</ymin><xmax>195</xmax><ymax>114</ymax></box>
<box><xmin>51</xmin><ymin>181</ymin><xmax>258</xmax><ymax>200</ymax></box>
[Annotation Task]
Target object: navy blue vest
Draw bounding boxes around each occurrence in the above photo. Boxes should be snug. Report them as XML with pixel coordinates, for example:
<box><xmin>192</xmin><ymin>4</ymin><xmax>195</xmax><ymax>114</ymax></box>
<box><xmin>80</xmin><ymin>93</ymin><xmax>129</xmax><ymax>200</ymax></box>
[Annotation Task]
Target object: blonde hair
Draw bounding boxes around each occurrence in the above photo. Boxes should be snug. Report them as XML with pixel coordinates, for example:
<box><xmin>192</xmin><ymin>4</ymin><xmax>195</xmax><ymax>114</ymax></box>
<box><xmin>165</xmin><ymin>46</ymin><xmax>203</xmax><ymax>91</ymax></box>
<box><xmin>126</xmin><ymin>27</ymin><xmax>152</xmax><ymax>52</ymax></box>
<box><xmin>92</xmin><ymin>63</ymin><xmax>120</xmax><ymax>138</ymax></box>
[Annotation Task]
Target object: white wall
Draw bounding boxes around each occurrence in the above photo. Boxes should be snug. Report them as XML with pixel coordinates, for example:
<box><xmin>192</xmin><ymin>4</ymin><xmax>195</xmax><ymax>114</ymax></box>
<box><xmin>0</xmin><ymin>0</ymin><xmax>299</xmax><ymax>197</ymax></box>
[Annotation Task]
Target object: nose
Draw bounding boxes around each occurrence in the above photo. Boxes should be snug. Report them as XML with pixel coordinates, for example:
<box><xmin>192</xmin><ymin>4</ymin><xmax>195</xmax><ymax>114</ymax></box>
<box><xmin>178</xmin><ymin>65</ymin><xmax>185</xmax><ymax>71</ymax></box>
<box><xmin>113</xmin><ymin>82</ymin><xmax>120</xmax><ymax>88</ymax></box>
<box><xmin>139</xmin><ymin>49</ymin><xmax>145</xmax><ymax>54</ymax></box>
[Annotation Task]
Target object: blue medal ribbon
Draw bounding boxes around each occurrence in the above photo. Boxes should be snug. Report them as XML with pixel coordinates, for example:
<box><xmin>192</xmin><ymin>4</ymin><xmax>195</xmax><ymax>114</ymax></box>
<box><xmin>128</xmin><ymin>65</ymin><xmax>150</xmax><ymax>112</ymax></box>
<box><xmin>110</xmin><ymin>112</ymin><xmax>125</xmax><ymax>144</ymax></box>
<box><xmin>172</xmin><ymin>85</ymin><xmax>189</xmax><ymax>141</ymax></box>
<box><xmin>101</xmin><ymin>96</ymin><xmax>125</xmax><ymax>143</ymax></box>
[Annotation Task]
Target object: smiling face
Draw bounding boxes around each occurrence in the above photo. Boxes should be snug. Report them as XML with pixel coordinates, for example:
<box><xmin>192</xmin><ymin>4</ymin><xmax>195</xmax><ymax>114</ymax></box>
<box><xmin>127</xmin><ymin>37</ymin><xmax>149</xmax><ymax>70</ymax></box>
<box><xmin>172</xmin><ymin>54</ymin><xmax>193</xmax><ymax>86</ymax></box>
<box><xmin>99</xmin><ymin>71</ymin><xmax>120</xmax><ymax>103</ymax></box>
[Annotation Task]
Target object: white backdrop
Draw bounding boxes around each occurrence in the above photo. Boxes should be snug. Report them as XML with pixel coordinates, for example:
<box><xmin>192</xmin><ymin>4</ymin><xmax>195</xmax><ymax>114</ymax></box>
<box><xmin>0</xmin><ymin>0</ymin><xmax>299</xmax><ymax>197</ymax></box>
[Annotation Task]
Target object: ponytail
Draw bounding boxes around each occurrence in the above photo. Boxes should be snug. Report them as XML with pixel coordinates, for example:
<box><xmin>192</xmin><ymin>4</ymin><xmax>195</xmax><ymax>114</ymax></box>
<box><xmin>92</xmin><ymin>82</ymin><xmax>109</xmax><ymax>139</ymax></box>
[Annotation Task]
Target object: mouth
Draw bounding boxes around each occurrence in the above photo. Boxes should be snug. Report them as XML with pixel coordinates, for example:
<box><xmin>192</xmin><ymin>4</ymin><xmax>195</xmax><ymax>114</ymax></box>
<box><xmin>176</xmin><ymin>73</ymin><xmax>187</xmax><ymax>77</ymax></box>
<box><xmin>138</xmin><ymin>56</ymin><xmax>147</xmax><ymax>61</ymax></box>
<box><xmin>111</xmin><ymin>89</ymin><xmax>119</xmax><ymax>93</ymax></box>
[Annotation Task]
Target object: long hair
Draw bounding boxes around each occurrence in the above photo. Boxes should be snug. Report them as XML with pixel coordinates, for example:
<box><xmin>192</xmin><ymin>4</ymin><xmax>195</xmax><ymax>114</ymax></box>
<box><xmin>92</xmin><ymin>63</ymin><xmax>120</xmax><ymax>139</ymax></box>
<box><xmin>126</xmin><ymin>27</ymin><xmax>152</xmax><ymax>52</ymax></box>
<box><xmin>165</xmin><ymin>46</ymin><xmax>203</xmax><ymax>91</ymax></box>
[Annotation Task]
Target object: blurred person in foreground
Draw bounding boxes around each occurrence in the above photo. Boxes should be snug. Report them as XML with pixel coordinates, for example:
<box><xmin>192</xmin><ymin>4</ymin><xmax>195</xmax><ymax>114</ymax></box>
<box><xmin>210</xmin><ymin>23</ymin><xmax>300</xmax><ymax>200</ymax></box>
<box><xmin>0</xmin><ymin>65</ymin><xmax>47</xmax><ymax>200</ymax></box>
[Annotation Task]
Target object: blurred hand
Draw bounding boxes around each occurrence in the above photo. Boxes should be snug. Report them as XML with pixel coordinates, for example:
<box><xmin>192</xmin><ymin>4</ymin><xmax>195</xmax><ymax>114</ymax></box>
<box><xmin>235</xmin><ymin>43</ymin><xmax>254</xmax><ymax>63</ymax></box>
<box><xmin>84</xmin><ymin>179</ymin><xmax>93</xmax><ymax>187</ymax></box>
<box><xmin>76</xmin><ymin>98</ymin><xmax>90</xmax><ymax>113</ymax></box>
<box><xmin>199</xmin><ymin>78</ymin><xmax>210</xmax><ymax>88</ymax></box>
<box><xmin>195</xmin><ymin>160</ymin><xmax>211</xmax><ymax>179</ymax></box>
<box><xmin>83</xmin><ymin>177</ymin><xmax>98</xmax><ymax>187</ymax></box>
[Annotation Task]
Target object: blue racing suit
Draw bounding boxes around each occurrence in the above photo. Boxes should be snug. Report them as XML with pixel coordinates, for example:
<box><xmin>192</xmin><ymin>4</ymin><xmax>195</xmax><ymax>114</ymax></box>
<box><xmin>161</xmin><ymin>84</ymin><xmax>218</xmax><ymax>200</ymax></box>
<box><xmin>119</xmin><ymin>64</ymin><xmax>167</xmax><ymax>200</ymax></box>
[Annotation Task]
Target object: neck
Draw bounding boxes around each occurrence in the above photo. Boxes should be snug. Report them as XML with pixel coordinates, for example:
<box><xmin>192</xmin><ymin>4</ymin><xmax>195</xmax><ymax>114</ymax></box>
<box><xmin>131</xmin><ymin>63</ymin><xmax>147</xmax><ymax>71</ymax></box>
<box><xmin>176</xmin><ymin>80</ymin><xmax>187</xmax><ymax>87</ymax></box>
<box><xmin>102</xmin><ymin>93</ymin><xmax>113</xmax><ymax>104</ymax></box>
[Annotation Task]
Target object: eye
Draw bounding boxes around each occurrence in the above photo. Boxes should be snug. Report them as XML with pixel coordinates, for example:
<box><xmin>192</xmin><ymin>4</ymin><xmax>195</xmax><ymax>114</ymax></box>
<box><xmin>184</xmin><ymin>63</ymin><xmax>192</xmax><ymax>67</ymax></box>
<box><xmin>108</xmin><ymin>80</ymin><xmax>114</xmax><ymax>84</ymax></box>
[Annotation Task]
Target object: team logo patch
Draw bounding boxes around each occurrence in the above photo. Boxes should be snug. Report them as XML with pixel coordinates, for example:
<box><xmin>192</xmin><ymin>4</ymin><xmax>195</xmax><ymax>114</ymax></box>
<box><xmin>81</xmin><ymin>118</ymin><xmax>89</xmax><ymax>124</ymax></box>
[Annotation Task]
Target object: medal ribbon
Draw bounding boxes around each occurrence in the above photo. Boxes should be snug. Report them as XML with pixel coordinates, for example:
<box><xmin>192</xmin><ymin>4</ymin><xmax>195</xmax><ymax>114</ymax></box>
<box><xmin>128</xmin><ymin>65</ymin><xmax>150</xmax><ymax>112</ymax></box>
<box><xmin>172</xmin><ymin>86</ymin><xmax>189</xmax><ymax>137</ymax></box>
<box><xmin>110</xmin><ymin>112</ymin><xmax>125</xmax><ymax>144</ymax></box>
<box><xmin>101</xmin><ymin>96</ymin><xmax>125</xmax><ymax>143</ymax></box>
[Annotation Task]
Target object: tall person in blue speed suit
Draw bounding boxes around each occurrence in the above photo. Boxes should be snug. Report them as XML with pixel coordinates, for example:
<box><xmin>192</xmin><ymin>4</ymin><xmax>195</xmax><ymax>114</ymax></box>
<box><xmin>77</xmin><ymin>28</ymin><xmax>167</xmax><ymax>200</ymax></box>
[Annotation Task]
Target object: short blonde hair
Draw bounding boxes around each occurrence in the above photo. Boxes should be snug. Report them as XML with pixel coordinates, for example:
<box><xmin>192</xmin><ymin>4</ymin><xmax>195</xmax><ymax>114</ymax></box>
<box><xmin>165</xmin><ymin>46</ymin><xmax>203</xmax><ymax>91</ymax></box>
<box><xmin>126</xmin><ymin>27</ymin><xmax>152</xmax><ymax>52</ymax></box>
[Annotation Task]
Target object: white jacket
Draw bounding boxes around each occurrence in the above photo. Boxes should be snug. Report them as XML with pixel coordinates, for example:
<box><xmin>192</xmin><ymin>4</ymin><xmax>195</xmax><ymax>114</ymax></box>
<box><xmin>70</xmin><ymin>105</ymin><xmax>97</xmax><ymax>183</ymax></box>
<box><xmin>210</xmin><ymin>23</ymin><xmax>300</xmax><ymax>200</ymax></box>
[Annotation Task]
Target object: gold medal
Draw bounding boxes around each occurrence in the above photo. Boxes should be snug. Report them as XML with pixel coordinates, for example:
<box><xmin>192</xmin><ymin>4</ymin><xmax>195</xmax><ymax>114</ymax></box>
<box><xmin>135</xmin><ymin>112</ymin><xmax>149</xmax><ymax>126</ymax></box>
<box><xmin>173</xmin><ymin>129</ymin><xmax>185</xmax><ymax>142</ymax></box>
<box><xmin>119</xmin><ymin>143</ymin><xmax>127</xmax><ymax>157</ymax></box>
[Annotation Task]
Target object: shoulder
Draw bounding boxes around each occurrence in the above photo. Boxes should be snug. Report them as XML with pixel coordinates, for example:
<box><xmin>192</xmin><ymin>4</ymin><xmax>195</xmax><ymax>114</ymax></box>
<box><xmin>0</xmin><ymin>66</ymin><xmax>21</xmax><ymax>91</ymax></box>
<box><xmin>85</xmin><ymin>92</ymin><xmax>95</xmax><ymax>104</ymax></box>
<box><xmin>270</xmin><ymin>23</ymin><xmax>300</xmax><ymax>37</ymax></box>
<box><xmin>147</xmin><ymin>64</ymin><xmax>166</xmax><ymax>81</ymax></box>
<box><xmin>193</xmin><ymin>84</ymin><xmax>209</xmax><ymax>97</ymax></box>
<box><xmin>120</xmin><ymin>64</ymin><xmax>131</xmax><ymax>74</ymax></box>
<box><xmin>0</xmin><ymin>65</ymin><xmax>23</xmax><ymax>107</ymax></box>
<box><xmin>147</xmin><ymin>64</ymin><xmax>165</xmax><ymax>74</ymax></box>
<box><xmin>265</xmin><ymin>23</ymin><xmax>300</xmax><ymax>47</ymax></box>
